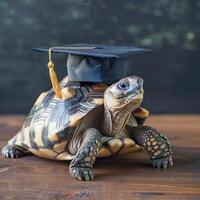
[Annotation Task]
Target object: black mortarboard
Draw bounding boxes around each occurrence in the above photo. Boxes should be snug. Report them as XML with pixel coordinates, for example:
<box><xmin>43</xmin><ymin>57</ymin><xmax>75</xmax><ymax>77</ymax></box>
<box><xmin>33</xmin><ymin>44</ymin><xmax>151</xmax><ymax>84</ymax></box>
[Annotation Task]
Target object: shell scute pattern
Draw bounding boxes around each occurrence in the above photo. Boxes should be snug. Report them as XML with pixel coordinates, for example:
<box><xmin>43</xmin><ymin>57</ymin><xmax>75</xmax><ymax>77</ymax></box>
<box><xmin>8</xmin><ymin>81</ymin><xmax>107</xmax><ymax>159</ymax></box>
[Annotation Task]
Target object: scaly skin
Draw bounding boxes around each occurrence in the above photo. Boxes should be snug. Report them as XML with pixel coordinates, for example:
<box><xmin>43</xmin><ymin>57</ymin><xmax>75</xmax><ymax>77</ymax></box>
<box><xmin>1</xmin><ymin>145</ymin><xmax>29</xmax><ymax>158</ymax></box>
<box><xmin>69</xmin><ymin>128</ymin><xmax>101</xmax><ymax>181</ymax></box>
<box><xmin>127</xmin><ymin>125</ymin><xmax>173</xmax><ymax>168</ymax></box>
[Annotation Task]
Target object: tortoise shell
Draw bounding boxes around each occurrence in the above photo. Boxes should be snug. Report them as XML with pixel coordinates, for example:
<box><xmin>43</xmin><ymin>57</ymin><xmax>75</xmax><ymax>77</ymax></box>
<box><xmin>8</xmin><ymin>76</ymin><xmax>145</xmax><ymax>160</ymax></box>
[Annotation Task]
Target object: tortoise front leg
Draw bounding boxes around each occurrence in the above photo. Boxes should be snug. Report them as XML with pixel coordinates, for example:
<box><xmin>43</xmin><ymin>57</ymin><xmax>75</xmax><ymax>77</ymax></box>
<box><xmin>127</xmin><ymin>125</ymin><xmax>173</xmax><ymax>168</ymax></box>
<box><xmin>69</xmin><ymin>128</ymin><xmax>101</xmax><ymax>181</ymax></box>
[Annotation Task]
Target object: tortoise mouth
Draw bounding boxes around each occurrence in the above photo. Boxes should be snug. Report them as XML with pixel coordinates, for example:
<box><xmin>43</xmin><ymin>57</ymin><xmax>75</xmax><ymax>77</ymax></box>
<box><xmin>117</xmin><ymin>88</ymin><xmax>143</xmax><ymax>103</ymax></box>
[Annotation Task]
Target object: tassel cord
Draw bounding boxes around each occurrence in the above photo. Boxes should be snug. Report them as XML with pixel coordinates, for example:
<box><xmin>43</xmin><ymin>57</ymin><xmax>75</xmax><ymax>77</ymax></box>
<box><xmin>48</xmin><ymin>48</ymin><xmax>63</xmax><ymax>99</ymax></box>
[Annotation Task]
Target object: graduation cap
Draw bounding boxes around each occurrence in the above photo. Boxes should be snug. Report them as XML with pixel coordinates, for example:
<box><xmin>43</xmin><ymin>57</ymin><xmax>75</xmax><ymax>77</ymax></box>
<box><xmin>33</xmin><ymin>44</ymin><xmax>151</xmax><ymax>99</ymax></box>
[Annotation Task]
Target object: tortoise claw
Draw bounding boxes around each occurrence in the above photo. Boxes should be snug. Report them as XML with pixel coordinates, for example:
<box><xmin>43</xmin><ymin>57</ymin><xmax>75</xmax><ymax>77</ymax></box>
<box><xmin>2</xmin><ymin>144</ymin><xmax>26</xmax><ymax>159</ymax></box>
<box><xmin>69</xmin><ymin>167</ymin><xmax>94</xmax><ymax>181</ymax></box>
<box><xmin>152</xmin><ymin>155</ymin><xmax>173</xmax><ymax>169</ymax></box>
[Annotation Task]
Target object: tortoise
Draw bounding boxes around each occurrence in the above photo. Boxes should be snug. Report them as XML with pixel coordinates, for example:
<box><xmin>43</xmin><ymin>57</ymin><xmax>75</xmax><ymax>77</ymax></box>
<box><xmin>2</xmin><ymin>75</ymin><xmax>173</xmax><ymax>181</ymax></box>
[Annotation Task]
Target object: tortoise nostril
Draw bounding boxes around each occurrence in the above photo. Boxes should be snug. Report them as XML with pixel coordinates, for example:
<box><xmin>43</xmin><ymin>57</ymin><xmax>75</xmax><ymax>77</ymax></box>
<box><xmin>137</xmin><ymin>79</ymin><xmax>143</xmax><ymax>86</ymax></box>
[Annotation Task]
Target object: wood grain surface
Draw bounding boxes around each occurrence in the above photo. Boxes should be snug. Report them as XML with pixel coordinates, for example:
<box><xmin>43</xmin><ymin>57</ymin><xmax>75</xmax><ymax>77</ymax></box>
<box><xmin>0</xmin><ymin>115</ymin><xmax>200</xmax><ymax>200</ymax></box>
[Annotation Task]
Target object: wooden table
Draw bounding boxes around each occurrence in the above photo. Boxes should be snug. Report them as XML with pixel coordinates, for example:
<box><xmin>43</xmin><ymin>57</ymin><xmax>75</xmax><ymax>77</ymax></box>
<box><xmin>0</xmin><ymin>115</ymin><xmax>200</xmax><ymax>200</ymax></box>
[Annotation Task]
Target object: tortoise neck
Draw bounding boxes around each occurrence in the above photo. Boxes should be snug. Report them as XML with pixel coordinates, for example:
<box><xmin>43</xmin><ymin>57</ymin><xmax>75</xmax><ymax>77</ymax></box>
<box><xmin>102</xmin><ymin>104</ymin><xmax>133</xmax><ymax>136</ymax></box>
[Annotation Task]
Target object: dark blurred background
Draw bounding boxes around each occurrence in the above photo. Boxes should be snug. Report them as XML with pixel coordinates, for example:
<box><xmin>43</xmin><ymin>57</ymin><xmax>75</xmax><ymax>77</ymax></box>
<box><xmin>0</xmin><ymin>0</ymin><xmax>199</xmax><ymax>114</ymax></box>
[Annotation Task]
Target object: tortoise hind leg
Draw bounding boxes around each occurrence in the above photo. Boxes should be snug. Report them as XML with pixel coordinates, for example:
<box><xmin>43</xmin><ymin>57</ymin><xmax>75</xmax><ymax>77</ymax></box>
<box><xmin>127</xmin><ymin>125</ymin><xmax>173</xmax><ymax>168</ymax></box>
<box><xmin>69</xmin><ymin>128</ymin><xmax>101</xmax><ymax>181</ymax></box>
<box><xmin>1</xmin><ymin>144</ymin><xmax>29</xmax><ymax>159</ymax></box>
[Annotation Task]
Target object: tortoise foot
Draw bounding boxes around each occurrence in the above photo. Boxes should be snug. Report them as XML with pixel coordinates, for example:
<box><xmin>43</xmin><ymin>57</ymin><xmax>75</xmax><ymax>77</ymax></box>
<box><xmin>152</xmin><ymin>155</ymin><xmax>173</xmax><ymax>169</ymax></box>
<box><xmin>1</xmin><ymin>144</ymin><xmax>27</xmax><ymax>159</ymax></box>
<box><xmin>69</xmin><ymin>166</ymin><xmax>94</xmax><ymax>181</ymax></box>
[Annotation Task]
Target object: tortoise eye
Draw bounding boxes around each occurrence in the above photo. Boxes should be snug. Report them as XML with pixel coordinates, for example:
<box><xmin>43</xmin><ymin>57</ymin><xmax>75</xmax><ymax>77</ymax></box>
<box><xmin>117</xmin><ymin>82</ymin><xmax>129</xmax><ymax>90</ymax></box>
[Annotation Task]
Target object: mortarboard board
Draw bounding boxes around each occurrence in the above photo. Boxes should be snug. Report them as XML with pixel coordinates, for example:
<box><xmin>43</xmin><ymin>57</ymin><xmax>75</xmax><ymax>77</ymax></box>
<box><xmin>33</xmin><ymin>44</ymin><xmax>151</xmax><ymax>98</ymax></box>
<box><xmin>34</xmin><ymin>44</ymin><xmax>151</xmax><ymax>83</ymax></box>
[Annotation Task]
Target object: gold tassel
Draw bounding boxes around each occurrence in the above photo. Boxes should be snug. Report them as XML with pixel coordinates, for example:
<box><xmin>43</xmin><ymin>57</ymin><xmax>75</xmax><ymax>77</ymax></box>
<box><xmin>47</xmin><ymin>46</ymin><xmax>96</xmax><ymax>99</ymax></box>
<box><xmin>48</xmin><ymin>48</ymin><xmax>63</xmax><ymax>99</ymax></box>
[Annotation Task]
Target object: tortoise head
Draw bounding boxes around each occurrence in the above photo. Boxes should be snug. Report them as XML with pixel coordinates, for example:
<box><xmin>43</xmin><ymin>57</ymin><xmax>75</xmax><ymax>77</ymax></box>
<box><xmin>104</xmin><ymin>76</ymin><xmax>144</xmax><ymax>114</ymax></box>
